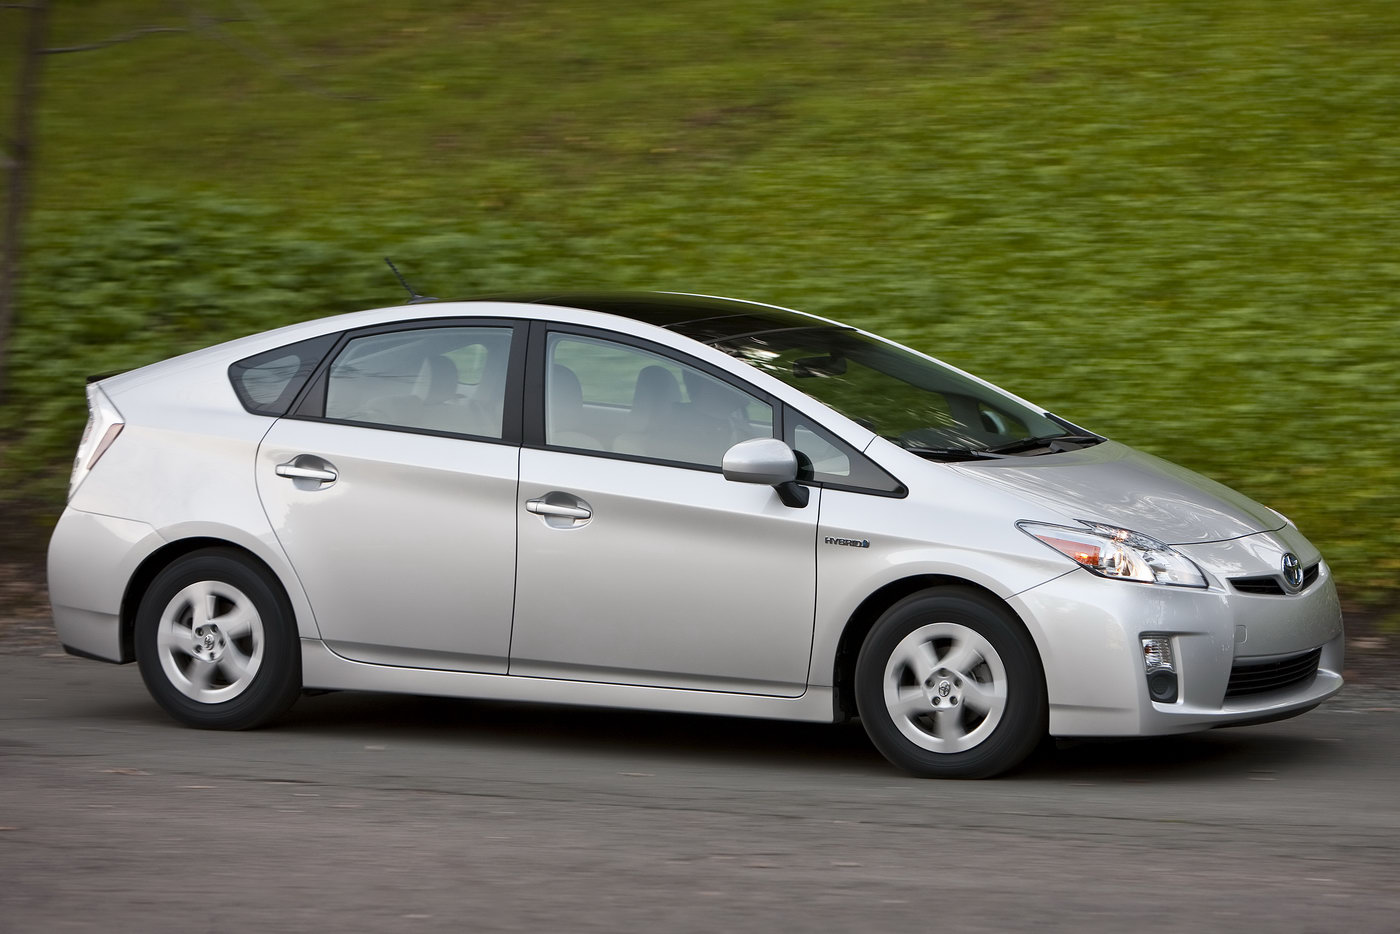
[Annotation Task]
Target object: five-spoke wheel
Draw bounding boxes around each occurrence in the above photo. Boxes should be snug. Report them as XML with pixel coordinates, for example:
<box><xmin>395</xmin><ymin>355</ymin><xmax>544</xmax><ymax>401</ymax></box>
<box><xmin>882</xmin><ymin>622</ymin><xmax>1008</xmax><ymax>753</ymax></box>
<box><xmin>856</xmin><ymin>587</ymin><xmax>1045</xmax><ymax>778</ymax></box>
<box><xmin>155</xmin><ymin>580</ymin><xmax>266</xmax><ymax>704</ymax></box>
<box><xmin>136</xmin><ymin>548</ymin><xmax>301</xmax><ymax>729</ymax></box>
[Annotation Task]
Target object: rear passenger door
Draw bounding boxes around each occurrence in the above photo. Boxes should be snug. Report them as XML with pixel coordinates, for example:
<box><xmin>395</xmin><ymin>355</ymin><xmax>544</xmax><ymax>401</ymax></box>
<box><xmin>255</xmin><ymin>319</ymin><xmax>525</xmax><ymax>672</ymax></box>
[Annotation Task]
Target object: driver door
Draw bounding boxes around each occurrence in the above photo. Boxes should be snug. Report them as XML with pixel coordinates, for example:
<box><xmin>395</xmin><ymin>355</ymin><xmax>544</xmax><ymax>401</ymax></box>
<box><xmin>509</xmin><ymin>329</ymin><xmax>820</xmax><ymax>695</ymax></box>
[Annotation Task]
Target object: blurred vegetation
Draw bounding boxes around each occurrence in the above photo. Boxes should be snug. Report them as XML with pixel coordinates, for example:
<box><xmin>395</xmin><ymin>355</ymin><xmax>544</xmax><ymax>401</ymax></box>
<box><xmin>1</xmin><ymin>0</ymin><xmax>1397</xmax><ymax>612</ymax></box>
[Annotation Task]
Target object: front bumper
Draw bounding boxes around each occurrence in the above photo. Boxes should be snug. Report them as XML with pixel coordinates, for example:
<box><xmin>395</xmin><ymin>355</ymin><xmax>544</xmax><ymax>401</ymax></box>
<box><xmin>1008</xmin><ymin>556</ymin><xmax>1344</xmax><ymax>737</ymax></box>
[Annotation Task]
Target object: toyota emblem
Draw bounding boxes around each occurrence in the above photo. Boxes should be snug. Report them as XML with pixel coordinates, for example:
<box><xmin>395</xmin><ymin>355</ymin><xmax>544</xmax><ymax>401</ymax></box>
<box><xmin>1281</xmin><ymin>552</ymin><xmax>1303</xmax><ymax>592</ymax></box>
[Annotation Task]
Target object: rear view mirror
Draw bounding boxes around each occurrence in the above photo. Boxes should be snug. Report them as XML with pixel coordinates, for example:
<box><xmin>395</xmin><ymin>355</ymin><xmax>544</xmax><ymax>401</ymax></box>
<box><xmin>793</xmin><ymin>354</ymin><xmax>846</xmax><ymax>378</ymax></box>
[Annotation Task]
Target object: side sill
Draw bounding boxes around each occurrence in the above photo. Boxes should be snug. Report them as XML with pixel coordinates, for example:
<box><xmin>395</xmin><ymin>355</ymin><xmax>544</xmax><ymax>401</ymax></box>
<box><xmin>300</xmin><ymin>638</ymin><xmax>835</xmax><ymax>723</ymax></box>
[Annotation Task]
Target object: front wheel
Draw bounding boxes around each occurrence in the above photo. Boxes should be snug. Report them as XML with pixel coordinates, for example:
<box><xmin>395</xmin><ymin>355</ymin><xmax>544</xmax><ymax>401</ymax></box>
<box><xmin>135</xmin><ymin>548</ymin><xmax>301</xmax><ymax>729</ymax></box>
<box><xmin>855</xmin><ymin>588</ymin><xmax>1046</xmax><ymax>778</ymax></box>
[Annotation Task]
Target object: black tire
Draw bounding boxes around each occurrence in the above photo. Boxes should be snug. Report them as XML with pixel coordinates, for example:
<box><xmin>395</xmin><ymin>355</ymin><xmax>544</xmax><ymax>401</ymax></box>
<box><xmin>854</xmin><ymin>587</ymin><xmax>1046</xmax><ymax>778</ymax></box>
<box><xmin>134</xmin><ymin>548</ymin><xmax>301</xmax><ymax>729</ymax></box>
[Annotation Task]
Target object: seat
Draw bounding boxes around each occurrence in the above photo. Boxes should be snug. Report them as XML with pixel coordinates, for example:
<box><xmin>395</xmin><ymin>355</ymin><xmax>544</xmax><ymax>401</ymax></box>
<box><xmin>452</xmin><ymin>343</ymin><xmax>509</xmax><ymax>438</ymax></box>
<box><xmin>417</xmin><ymin>355</ymin><xmax>496</xmax><ymax>435</ymax></box>
<box><xmin>417</xmin><ymin>354</ymin><xmax>460</xmax><ymax>405</ymax></box>
<box><xmin>668</xmin><ymin>370</ymin><xmax>753</xmax><ymax>465</ymax></box>
<box><xmin>612</xmin><ymin>365</ymin><xmax>682</xmax><ymax>458</ymax></box>
<box><xmin>547</xmin><ymin>364</ymin><xmax>603</xmax><ymax>450</ymax></box>
<box><xmin>364</xmin><ymin>355</ymin><xmax>489</xmax><ymax>435</ymax></box>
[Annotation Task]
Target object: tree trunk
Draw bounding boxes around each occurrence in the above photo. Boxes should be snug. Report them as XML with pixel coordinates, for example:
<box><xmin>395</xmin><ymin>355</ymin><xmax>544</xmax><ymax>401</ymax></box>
<box><xmin>0</xmin><ymin>0</ymin><xmax>50</xmax><ymax>404</ymax></box>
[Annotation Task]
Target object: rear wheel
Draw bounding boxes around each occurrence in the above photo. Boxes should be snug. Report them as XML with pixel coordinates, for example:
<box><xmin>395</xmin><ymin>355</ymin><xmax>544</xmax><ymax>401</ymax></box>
<box><xmin>135</xmin><ymin>549</ymin><xmax>301</xmax><ymax>729</ymax></box>
<box><xmin>855</xmin><ymin>587</ymin><xmax>1045</xmax><ymax>778</ymax></box>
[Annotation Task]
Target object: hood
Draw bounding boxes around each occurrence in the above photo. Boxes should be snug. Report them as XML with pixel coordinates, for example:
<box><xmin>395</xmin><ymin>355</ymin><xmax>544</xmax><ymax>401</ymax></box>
<box><xmin>951</xmin><ymin>441</ymin><xmax>1285</xmax><ymax>544</ymax></box>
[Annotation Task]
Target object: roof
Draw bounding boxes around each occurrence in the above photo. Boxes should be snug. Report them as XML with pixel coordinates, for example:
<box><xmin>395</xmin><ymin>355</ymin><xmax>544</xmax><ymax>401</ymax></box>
<box><xmin>471</xmin><ymin>291</ymin><xmax>843</xmax><ymax>344</ymax></box>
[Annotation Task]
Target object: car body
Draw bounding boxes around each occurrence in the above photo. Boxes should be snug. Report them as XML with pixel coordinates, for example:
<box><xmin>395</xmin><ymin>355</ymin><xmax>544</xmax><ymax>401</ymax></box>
<box><xmin>48</xmin><ymin>291</ymin><xmax>1344</xmax><ymax>777</ymax></box>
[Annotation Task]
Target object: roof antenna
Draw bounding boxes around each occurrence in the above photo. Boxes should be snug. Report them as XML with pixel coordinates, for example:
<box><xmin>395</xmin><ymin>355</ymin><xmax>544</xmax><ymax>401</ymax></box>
<box><xmin>384</xmin><ymin>258</ymin><xmax>437</xmax><ymax>304</ymax></box>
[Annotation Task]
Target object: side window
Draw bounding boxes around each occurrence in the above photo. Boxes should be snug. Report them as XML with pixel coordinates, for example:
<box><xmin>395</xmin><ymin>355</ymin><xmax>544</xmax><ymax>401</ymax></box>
<box><xmin>794</xmin><ymin>424</ymin><xmax>852</xmax><ymax>478</ymax></box>
<box><xmin>228</xmin><ymin>334</ymin><xmax>337</xmax><ymax>416</ymax></box>
<box><xmin>788</xmin><ymin>413</ymin><xmax>903</xmax><ymax>494</ymax></box>
<box><xmin>546</xmin><ymin>333</ymin><xmax>773</xmax><ymax>468</ymax></box>
<box><xmin>323</xmin><ymin>326</ymin><xmax>512</xmax><ymax>439</ymax></box>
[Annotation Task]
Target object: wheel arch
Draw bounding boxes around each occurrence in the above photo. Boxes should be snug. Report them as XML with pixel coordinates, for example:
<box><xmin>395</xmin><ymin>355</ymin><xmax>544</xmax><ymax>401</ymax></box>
<box><xmin>831</xmin><ymin>574</ymin><xmax>1043</xmax><ymax>721</ymax></box>
<box><xmin>119</xmin><ymin>537</ymin><xmax>298</xmax><ymax>663</ymax></box>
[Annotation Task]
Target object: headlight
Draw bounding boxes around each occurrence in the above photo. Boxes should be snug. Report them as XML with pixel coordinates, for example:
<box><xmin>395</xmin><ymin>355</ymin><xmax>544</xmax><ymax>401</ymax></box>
<box><xmin>1018</xmin><ymin>520</ymin><xmax>1207</xmax><ymax>588</ymax></box>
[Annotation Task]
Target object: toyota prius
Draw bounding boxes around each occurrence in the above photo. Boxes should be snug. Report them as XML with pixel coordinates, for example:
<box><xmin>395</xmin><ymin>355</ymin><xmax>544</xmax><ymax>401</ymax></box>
<box><xmin>48</xmin><ymin>292</ymin><xmax>1344</xmax><ymax>777</ymax></box>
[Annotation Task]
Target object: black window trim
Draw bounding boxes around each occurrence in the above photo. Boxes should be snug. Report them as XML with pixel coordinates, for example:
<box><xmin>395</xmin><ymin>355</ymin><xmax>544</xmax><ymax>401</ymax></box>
<box><xmin>284</xmin><ymin>316</ymin><xmax>529</xmax><ymax>447</ymax></box>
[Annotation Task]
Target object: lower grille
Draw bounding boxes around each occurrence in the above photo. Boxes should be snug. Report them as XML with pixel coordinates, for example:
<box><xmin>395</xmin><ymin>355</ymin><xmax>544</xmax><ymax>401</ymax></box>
<box><xmin>1225</xmin><ymin>648</ymin><xmax>1322</xmax><ymax>699</ymax></box>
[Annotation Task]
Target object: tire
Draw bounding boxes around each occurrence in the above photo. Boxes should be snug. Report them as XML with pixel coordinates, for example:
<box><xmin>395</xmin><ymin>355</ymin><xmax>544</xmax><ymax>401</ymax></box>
<box><xmin>135</xmin><ymin>548</ymin><xmax>301</xmax><ymax>729</ymax></box>
<box><xmin>854</xmin><ymin>587</ymin><xmax>1046</xmax><ymax>778</ymax></box>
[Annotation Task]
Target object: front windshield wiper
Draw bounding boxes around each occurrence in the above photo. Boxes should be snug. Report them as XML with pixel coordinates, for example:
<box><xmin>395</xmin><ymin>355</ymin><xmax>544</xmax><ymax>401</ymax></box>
<box><xmin>983</xmin><ymin>433</ymin><xmax>1104</xmax><ymax>455</ymax></box>
<box><xmin>901</xmin><ymin>445</ymin><xmax>1007</xmax><ymax>463</ymax></box>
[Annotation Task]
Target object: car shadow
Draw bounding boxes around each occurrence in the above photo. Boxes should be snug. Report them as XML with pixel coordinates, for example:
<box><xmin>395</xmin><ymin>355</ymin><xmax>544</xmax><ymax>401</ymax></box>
<box><xmin>1027</xmin><ymin>730</ymin><xmax>1328</xmax><ymax>783</ymax></box>
<box><xmin>276</xmin><ymin>690</ymin><xmax>888</xmax><ymax>773</ymax></box>
<box><xmin>235</xmin><ymin>689</ymin><xmax>1334</xmax><ymax>782</ymax></box>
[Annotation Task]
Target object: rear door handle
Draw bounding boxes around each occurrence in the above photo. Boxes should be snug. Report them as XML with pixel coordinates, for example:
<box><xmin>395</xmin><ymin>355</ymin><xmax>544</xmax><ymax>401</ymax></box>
<box><xmin>276</xmin><ymin>464</ymin><xmax>337</xmax><ymax>482</ymax></box>
<box><xmin>276</xmin><ymin>457</ymin><xmax>338</xmax><ymax>485</ymax></box>
<box><xmin>525</xmin><ymin>497</ymin><xmax>591</xmax><ymax>520</ymax></box>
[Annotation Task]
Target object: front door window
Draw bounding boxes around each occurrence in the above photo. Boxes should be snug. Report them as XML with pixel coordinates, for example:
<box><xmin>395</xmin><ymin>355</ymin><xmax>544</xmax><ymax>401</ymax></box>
<box><xmin>545</xmin><ymin>333</ymin><xmax>773</xmax><ymax>467</ymax></box>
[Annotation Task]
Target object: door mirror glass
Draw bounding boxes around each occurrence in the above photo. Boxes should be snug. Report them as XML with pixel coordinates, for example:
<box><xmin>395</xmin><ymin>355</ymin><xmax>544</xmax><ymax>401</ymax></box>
<box><xmin>722</xmin><ymin>438</ymin><xmax>799</xmax><ymax>486</ymax></box>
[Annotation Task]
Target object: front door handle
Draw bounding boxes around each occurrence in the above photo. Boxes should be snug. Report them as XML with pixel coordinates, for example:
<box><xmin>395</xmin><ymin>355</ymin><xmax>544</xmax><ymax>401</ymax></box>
<box><xmin>525</xmin><ymin>497</ymin><xmax>591</xmax><ymax>520</ymax></box>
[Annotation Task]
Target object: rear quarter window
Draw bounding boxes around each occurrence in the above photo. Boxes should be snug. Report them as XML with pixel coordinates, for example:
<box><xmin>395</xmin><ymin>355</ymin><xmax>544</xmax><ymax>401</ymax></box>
<box><xmin>228</xmin><ymin>334</ymin><xmax>337</xmax><ymax>416</ymax></box>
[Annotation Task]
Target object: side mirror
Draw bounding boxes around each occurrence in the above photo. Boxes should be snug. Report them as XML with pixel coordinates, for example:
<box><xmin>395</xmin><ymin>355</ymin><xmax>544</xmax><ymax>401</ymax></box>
<box><xmin>721</xmin><ymin>438</ymin><xmax>810</xmax><ymax>508</ymax></box>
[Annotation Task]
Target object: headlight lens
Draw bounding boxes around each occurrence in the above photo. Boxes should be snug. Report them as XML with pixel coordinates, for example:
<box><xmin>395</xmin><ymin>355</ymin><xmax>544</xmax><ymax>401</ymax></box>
<box><xmin>1018</xmin><ymin>520</ymin><xmax>1207</xmax><ymax>588</ymax></box>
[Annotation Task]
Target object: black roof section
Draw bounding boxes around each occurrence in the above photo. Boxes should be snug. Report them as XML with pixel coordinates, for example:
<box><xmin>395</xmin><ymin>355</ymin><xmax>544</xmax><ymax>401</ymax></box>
<box><xmin>471</xmin><ymin>291</ymin><xmax>844</xmax><ymax>344</ymax></box>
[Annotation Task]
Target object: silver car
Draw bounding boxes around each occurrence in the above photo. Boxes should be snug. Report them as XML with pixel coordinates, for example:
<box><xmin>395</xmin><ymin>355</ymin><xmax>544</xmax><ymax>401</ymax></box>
<box><xmin>48</xmin><ymin>292</ymin><xmax>1344</xmax><ymax>777</ymax></box>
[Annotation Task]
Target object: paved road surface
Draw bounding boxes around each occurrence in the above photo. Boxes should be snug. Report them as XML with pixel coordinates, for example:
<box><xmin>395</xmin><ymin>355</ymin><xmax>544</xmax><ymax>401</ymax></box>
<box><xmin>2</xmin><ymin>655</ymin><xmax>1397</xmax><ymax>933</ymax></box>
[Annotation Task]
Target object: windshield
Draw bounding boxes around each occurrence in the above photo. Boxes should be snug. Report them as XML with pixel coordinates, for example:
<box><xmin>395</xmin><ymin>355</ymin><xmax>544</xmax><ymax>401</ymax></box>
<box><xmin>713</xmin><ymin>327</ymin><xmax>1096</xmax><ymax>459</ymax></box>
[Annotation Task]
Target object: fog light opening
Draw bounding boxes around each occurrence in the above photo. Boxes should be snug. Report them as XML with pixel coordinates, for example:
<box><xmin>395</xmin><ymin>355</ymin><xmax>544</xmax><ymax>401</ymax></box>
<box><xmin>1145</xmin><ymin>669</ymin><xmax>1179</xmax><ymax>704</ymax></box>
<box><xmin>1142</xmin><ymin>637</ymin><xmax>1179</xmax><ymax>704</ymax></box>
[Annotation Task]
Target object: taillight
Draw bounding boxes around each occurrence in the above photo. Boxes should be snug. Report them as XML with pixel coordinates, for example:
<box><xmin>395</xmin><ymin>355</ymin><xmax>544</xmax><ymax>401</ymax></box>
<box><xmin>69</xmin><ymin>383</ymin><xmax>124</xmax><ymax>500</ymax></box>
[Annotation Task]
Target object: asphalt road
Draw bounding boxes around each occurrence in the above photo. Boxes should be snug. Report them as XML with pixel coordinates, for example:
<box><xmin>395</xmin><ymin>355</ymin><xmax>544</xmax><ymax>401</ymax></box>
<box><xmin>2</xmin><ymin>655</ymin><xmax>1397</xmax><ymax>934</ymax></box>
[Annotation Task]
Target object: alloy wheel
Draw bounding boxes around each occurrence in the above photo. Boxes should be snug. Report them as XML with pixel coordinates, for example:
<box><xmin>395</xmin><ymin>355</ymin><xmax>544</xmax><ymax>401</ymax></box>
<box><xmin>155</xmin><ymin>580</ymin><xmax>266</xmax><ymax>704</ymax></box>
<box><xmin>881</xmin><ymin>621</ymin><xmax>1008</xmax><ymax>753</ymax></box>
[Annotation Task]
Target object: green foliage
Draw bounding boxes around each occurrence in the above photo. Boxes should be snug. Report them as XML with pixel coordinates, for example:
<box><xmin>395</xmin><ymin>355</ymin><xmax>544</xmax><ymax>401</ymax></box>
<box><xmin>2</xmin><ymin>0</ymin><xmax>1398</xmax><ymax>606</ymax></box>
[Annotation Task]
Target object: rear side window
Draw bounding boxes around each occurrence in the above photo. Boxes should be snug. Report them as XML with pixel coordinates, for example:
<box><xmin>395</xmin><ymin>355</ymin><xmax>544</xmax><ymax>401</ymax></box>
<box><xmin>228</xmin><ymin>334</ymin><xmax>337</xmax><ymax>416</ymax></box>
<box><xmin>322</xmin><ymin>325</ymin><xmax>514</xmax><ymax>439</ymax></box>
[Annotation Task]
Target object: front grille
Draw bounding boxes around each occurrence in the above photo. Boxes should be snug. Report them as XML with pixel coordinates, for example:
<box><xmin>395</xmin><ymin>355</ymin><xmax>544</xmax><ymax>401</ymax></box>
<box><xmin>1225</xmin><ymin>648</ymin><xmax>1321</xmax><ymax>698</ymax></box>
<box><xmin>1229</xmin><ymin>562</ymin><xmax>1320</xmax><ymax>596</ymax></box>
<box><xmin>1231</xmin><ymin>576</ymin><xmax>1285</xmax><ymax>595</ymax></box>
